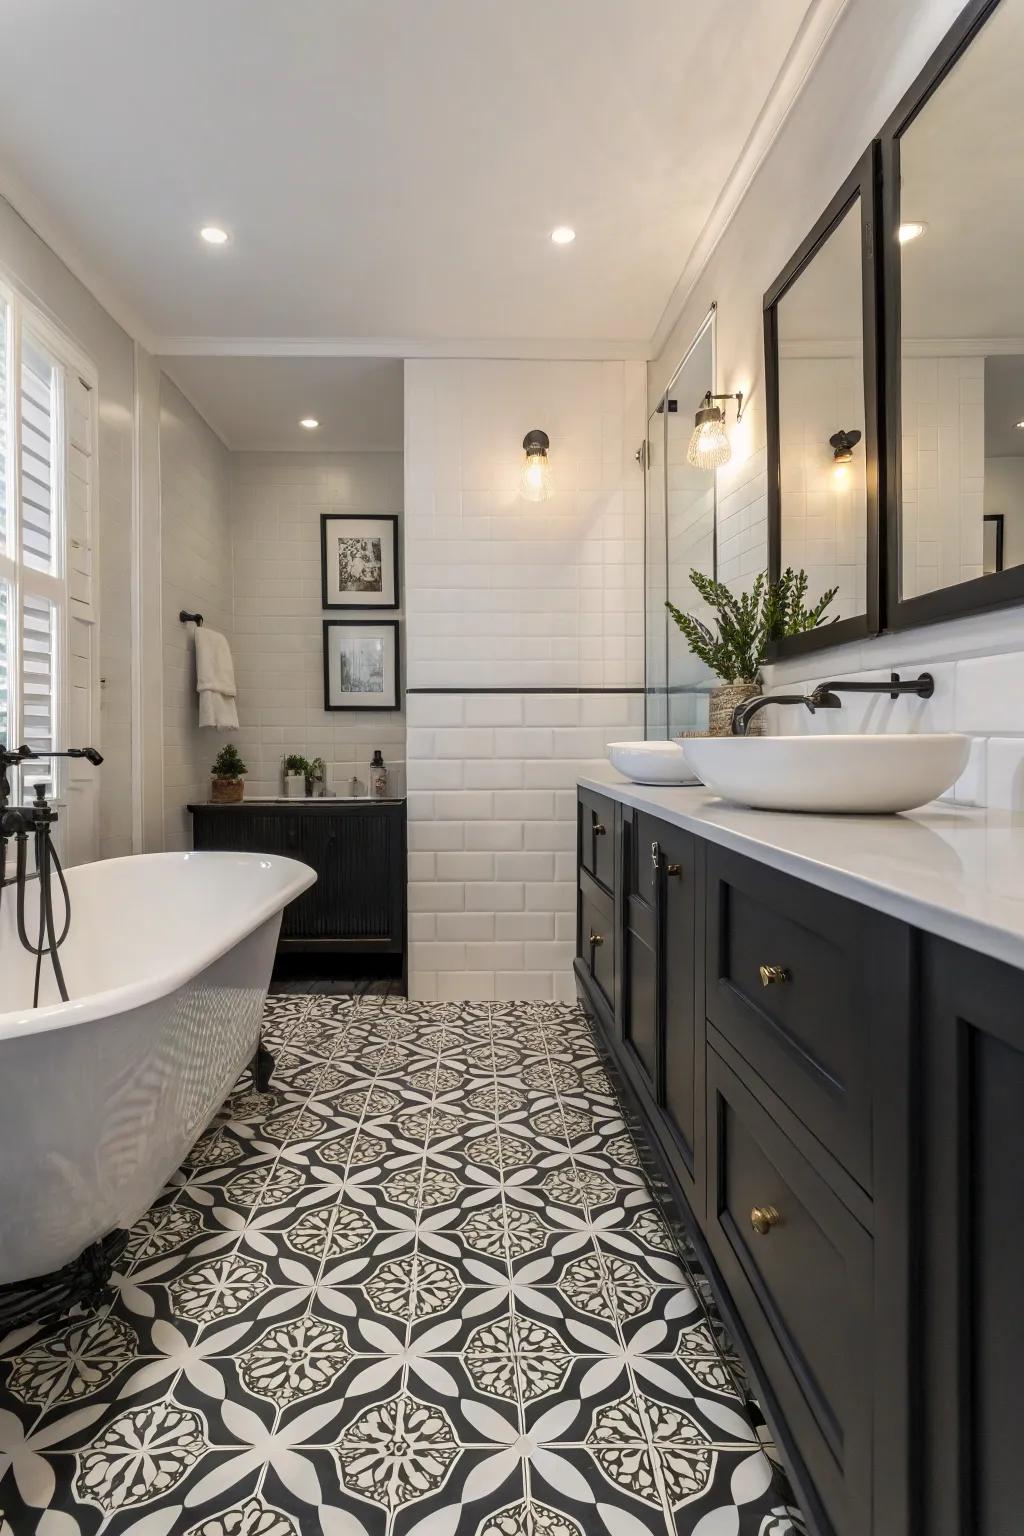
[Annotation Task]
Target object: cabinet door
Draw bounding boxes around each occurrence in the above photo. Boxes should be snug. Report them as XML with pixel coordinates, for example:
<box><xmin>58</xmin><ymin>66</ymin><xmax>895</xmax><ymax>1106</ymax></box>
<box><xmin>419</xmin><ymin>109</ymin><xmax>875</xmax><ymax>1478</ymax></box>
<box><xmin>661</xmin><ymin>823</ymin><xmax>701</xmax><ymax>1206</ymax></box>
<box><xmin>621</xmin><ymin>808</ymin><xmax>660</xmax><ymax>1093</ymax></box>
<box><xmin>920</xmin><ymin>936</ymin><xmax>1024</xmax><ymax>1536</ymax></box>
<box><xmin>286</xmin><ymin>807</ymin><xmax>403</xmax><ymax>947</ymax></box>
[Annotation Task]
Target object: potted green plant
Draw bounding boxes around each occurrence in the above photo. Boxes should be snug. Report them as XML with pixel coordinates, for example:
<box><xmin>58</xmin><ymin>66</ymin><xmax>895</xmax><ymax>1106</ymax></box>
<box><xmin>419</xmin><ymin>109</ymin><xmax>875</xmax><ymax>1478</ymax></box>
<box><xmin>667</xmin><ymin>568</ymin><xmax>837</xmax><ymax>735</ymax></box>
<box><xmin>283</xmin><ymin>753</ymin><xmax>311</xmax><ymax>798</ymax></box>
<box><xmin>210</xmin><ymin>742</ymin><xmax>248</xmax><ymax>804</ymax></box>
<box><xmin>307</xmin><ymin>756</ymin><xmax>327</xmax><ymax>797</ymax></box>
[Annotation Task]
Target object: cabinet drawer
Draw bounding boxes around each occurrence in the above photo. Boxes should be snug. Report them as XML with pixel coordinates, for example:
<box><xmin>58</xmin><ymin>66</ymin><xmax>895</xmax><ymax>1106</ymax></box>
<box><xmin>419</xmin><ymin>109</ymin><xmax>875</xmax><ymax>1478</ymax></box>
<box><xmin>706</xmin><ymin>1047</ymin><xmax>872</xmax><ymax>1536</ymax></box>
<box><xmin>580</xmin><ymin>872</ymin><xmax>614</xmax><ymax>1010</ymax></box>
<box><xmin>579</xmin><ymin>789</ymin><xmax>616</xmax><ymax>895</ymax></box>
<box><xmin>706</xmin><ymin>847</ymin><xmax>907</xmax><ymax>1190</ymax></box>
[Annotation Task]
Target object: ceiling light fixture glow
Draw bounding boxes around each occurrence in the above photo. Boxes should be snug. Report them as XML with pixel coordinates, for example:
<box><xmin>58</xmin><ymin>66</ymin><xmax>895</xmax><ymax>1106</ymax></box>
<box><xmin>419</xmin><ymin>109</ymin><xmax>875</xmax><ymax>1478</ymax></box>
<box><xmin>1015</xmin><ymin>420</ymin><xmax>1024</xmax><ymax>431</ymax></box>
<box><xmin>300</xmin><ymin>417</ymin><xmax>320</xmax><ymax>430</ymax></box>
<box><xmin>898</xmin><ymin>221</ymin><xmax>927</xmax><ymax>244</ymax></box>
<box><xmin>199</xmin><ymin>225</ymin><xmax>230</xmax><ymax>245</ymax></box>
<box><xmin>550</xmin><ymin>226</ymin><xmax>576</xmax><ymax>245</ymax></box>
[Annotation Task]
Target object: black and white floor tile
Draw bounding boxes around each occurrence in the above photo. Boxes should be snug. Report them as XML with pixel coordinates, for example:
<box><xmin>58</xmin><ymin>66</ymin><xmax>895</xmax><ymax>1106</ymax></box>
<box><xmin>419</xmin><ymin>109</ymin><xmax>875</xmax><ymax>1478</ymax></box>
<box><xmin>0</xmin><ymin>995</ymin><xmax>806</xmax><ymax>1536</ymax></box>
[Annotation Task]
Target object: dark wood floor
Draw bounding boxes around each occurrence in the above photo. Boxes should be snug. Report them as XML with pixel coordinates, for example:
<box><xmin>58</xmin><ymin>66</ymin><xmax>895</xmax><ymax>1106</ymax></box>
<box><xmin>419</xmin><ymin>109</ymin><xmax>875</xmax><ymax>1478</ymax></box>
<box><xmin>269</xmin><ymin>974</ymin><xmax>404</xmax><ymax>997</ymax></box>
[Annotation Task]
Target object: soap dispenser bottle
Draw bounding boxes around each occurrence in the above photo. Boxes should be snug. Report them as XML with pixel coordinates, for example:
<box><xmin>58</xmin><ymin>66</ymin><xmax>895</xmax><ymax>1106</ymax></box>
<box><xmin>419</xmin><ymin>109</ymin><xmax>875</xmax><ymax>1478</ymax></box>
<box><xmin>368</xmin><ymin>750</ymin><xmax>389</xmax><ymax>799</ymax></box>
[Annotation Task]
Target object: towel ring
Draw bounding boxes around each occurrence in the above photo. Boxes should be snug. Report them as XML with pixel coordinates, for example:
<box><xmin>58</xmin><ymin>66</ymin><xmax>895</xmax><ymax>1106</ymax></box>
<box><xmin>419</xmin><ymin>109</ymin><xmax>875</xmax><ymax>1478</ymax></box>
<box><xmin>179</xmin><ymin>610</ymin><xmax>204</xmax><ymax>626</ymax></box>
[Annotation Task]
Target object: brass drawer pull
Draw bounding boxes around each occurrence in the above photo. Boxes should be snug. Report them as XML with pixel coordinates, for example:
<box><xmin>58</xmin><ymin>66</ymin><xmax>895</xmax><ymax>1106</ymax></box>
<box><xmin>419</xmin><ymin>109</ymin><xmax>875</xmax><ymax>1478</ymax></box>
<box><xmin>759</xmin><ymin>964</ymin><xmax>789</xmax><ymax>988</ymax></box>
<box><xmin>594</xmin><ymin>822</ymin><xmax>607</xmax><ymax>836</ymax></box>
<box><xmin>750</xmin><ymin>1205</ymin><xmax>781</xmax><ymax>1235</ymax></box>
<box><xmin>589</xmin><ymin>930</ymin><xmax>604</xmax><ymax>947</ymax></box>
<box><xmin>666</xmin><ymin>863</ymin><xmax>681</xmax><ymax>877</ymax></box>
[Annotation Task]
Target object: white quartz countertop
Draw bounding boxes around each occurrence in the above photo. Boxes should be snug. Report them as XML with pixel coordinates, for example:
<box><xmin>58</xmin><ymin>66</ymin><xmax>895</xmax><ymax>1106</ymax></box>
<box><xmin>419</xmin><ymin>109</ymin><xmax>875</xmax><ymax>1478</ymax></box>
<box><xmin>579</xmin><ymin>764</ymin><xmax>1024</xmax><ymax>973</ymax></box>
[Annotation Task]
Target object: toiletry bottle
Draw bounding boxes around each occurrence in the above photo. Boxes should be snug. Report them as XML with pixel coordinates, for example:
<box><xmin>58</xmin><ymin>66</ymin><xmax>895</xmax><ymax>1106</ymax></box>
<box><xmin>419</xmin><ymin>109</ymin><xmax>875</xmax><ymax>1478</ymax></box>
<box><xmin>369</xmin><ymin>750</ymin><xmax>389</xmax><ymax>799</ymax></box>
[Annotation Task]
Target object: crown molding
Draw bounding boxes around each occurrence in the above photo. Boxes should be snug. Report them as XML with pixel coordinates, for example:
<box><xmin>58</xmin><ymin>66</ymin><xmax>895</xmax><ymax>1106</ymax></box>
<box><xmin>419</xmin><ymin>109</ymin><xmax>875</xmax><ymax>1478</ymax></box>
<box><xmin>0</xmin><ymin>178</ymin><xmax>158</xmax><ymax>353</ymax></box>
<box><xmin>649</xmin><ymin>0</ymin><xmax>853</xmax><ymax>364</ymax></box>
<box><xmin>152</xmin><ymin>334</ymin><xmax>650</xmax><ymax>362</ymax></box>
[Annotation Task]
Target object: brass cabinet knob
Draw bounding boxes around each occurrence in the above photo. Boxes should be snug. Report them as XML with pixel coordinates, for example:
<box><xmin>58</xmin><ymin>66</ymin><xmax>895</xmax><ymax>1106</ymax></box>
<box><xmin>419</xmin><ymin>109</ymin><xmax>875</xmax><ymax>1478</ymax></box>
<box><xmin>594</xmin><ymin>822</ymin><xmax>607</xmax><ymax>836</ymax></box>
<box><xmin>750</xmin><ymin>1204</ymin><xmax>781</xmax><ymax>1235</ymax></box>
<box><xmin>759</xmin><ymin>964</ymin><xmax>789</xmax><ymax>988</ymax></box>
<box><xmin>589</xmin><ymin>930</ymin><xmax>604</xmax><ymax>947</ymax></box>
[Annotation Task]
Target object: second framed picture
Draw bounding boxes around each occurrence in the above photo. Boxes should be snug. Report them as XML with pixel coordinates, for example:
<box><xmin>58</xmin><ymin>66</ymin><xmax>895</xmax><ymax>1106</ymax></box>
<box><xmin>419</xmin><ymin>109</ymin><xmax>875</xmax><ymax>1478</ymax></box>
<box><xmin>323</xmin><ymin>620</ymin><xmax>400</xmax><ymax>711</ymax></box>
<box><xmin>320</xmin><ymin>513</ymin><xmax>399</xmax><ymax>609</ymax></box>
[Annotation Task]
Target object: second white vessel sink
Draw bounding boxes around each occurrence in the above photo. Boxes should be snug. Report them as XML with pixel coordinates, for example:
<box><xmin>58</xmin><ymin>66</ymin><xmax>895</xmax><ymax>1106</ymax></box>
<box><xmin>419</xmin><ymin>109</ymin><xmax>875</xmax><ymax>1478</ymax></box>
<box><xmin>682</xmin><ymin>733</ymin><xmax>970</xmax><ymax>814</ymax></box>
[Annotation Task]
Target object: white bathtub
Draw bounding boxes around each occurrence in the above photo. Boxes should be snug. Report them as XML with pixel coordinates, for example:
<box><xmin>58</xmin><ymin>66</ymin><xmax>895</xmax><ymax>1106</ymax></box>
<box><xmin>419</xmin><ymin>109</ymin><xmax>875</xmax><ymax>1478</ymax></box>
<box><xmin>0</xmin><ymin>850</ymin><xmax>316</xmax><ymax>1284</ymax></box>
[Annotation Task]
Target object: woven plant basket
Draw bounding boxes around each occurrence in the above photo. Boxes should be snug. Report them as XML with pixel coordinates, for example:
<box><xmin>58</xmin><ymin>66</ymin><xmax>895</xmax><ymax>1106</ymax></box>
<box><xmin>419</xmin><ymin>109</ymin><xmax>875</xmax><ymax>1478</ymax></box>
<box><xmin>707</xmin><ymin>682</ymin><xmax>763</xmax><ymax>737</ymax></box>
<box><xmin>210</xmin><ymin>777</ymin><xmax>244</xmax><ymax>804</ymax></box>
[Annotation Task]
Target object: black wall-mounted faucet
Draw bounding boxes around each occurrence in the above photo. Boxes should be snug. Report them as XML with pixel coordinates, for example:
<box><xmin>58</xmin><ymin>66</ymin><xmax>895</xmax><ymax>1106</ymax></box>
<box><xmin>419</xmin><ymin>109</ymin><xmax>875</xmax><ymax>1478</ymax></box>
<box><xmin>731</xmin><ymin>672</ymin><xmax>934</xmax><ymax>736</ymax></box>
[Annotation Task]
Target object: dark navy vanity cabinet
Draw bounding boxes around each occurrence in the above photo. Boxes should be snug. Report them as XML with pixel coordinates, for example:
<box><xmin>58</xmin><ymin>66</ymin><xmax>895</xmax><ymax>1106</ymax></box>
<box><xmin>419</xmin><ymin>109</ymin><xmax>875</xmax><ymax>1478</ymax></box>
<box><xmin>575</xmin><ymin>788</ymin><xmax>1018</xmax><ymax>1536</ymax></box>
<box><xmin>189</xmin><ymin>798</ymin><xmax>406</xmax><ymax>969</ymax></box>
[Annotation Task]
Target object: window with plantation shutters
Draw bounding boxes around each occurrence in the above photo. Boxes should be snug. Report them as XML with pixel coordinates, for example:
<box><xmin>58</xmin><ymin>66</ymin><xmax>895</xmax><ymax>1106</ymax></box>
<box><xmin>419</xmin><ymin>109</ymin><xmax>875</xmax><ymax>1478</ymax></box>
<box><xmin>0</xmin><ymin>284</ymin><xmax>97</xmax><ymax>843</ymax></box>
<box><xmin>20</xmin><ymin>337</ymin><xmax>58</xmax><ymax>576</ymax></box>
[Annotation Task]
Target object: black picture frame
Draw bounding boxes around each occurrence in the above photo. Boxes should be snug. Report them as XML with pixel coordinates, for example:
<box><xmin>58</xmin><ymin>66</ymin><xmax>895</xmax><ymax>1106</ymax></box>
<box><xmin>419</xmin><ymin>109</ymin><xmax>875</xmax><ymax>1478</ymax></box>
<box><xmin>763</xmin><ymin>143</ymin><xmax>883</xmax><ymax>661</ymax></box>
<box><xmin>320</xmin><ymin>513</ymin><xmax>400</xmax><ymax>610</ymax></box>
<box><xmin>881</xmin><ymin>0</ymin><xmax>1018</xmax><ymax>631</ymax></box>
<box><xmin>322</xmin><ymin>619</ymin><xmax>401</xmax><ymax>711</ymax></box>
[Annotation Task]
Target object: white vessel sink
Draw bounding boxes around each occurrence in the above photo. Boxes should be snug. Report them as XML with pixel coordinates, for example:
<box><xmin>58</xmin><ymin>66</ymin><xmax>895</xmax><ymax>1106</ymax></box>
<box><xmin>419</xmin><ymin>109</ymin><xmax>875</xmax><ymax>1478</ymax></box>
<box><xmin>682</xmin><ymin>733</ymin><xmax>970</xmax><ymax>814</ymax></box>
<box><xmin>608</xmin><ymin>740</ymin><xmax>700</xmax><ymax>785</ymax></box>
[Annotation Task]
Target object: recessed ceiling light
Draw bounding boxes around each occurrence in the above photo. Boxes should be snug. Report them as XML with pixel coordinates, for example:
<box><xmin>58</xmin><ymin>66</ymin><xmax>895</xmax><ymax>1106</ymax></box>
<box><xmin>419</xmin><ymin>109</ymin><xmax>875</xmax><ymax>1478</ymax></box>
<box><xmin>550</xmin><ymin>226</ymin><xmax>576</xmax><ymax>245</ymax></box>
<box><xmin>1015</xmin><ymin>419</ymin><xmax>1024</xmax><ymax>431</ymax></box>
<box><xmin>898</xmin><ymin>221</ymin><xmax>927</xmax><ymax>244</ymax></box>
<box><xmin>199</xmin><ymin>225</ymin><xmax>230</xmax><ymax>245</ymax></box>
<box><xmin>300</xmin><ymin>417</ymin><xmax>320</xmax><ymax>430</ymax></box>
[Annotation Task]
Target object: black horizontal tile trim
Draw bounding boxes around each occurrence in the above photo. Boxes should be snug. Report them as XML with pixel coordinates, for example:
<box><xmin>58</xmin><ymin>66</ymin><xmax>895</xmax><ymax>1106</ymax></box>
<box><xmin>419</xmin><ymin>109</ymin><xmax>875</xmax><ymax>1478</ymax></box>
<box><xmin>406</xmin><ymin>686</ymin><xmax>645</xmax><ymax>695</ymax></box>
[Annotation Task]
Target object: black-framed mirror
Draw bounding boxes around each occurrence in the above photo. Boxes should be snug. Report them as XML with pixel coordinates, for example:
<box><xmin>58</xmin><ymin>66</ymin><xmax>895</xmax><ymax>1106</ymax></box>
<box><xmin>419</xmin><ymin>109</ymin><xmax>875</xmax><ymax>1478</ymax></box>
<box><xmin>764</xmin><ymin>145</ymin><xmax>882</xmax><ymax>659</ymax></box>
<box><xmin>882</xmin><ymin>0</ymin><xmax>1024</xmax><ymax>630</ymax></box>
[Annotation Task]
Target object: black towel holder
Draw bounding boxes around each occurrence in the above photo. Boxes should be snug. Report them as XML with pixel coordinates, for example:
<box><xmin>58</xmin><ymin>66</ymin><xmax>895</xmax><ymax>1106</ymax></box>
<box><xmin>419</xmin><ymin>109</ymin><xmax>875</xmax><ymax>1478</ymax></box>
<box><xmin>179</xmin><ymin>610</ymin><xmax>204</xmax><ymax>626</ymax></box>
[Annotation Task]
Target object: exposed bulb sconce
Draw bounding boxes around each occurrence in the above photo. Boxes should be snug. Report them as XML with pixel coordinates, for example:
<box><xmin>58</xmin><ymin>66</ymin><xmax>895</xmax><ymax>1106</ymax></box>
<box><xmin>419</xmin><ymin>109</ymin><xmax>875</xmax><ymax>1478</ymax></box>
<box><xmin>686</xmin><ymin>391</ymin><xmax>744</xmax><ymax>470</ymax></box>
<box><xmin>829</xmin><ymin>428</ymin><xmax>862</xmax><ymax>464</ymax></box>
<box><xmin>520</xmin><ymin>429</ymin><xmax>552</xmax><ymax>502</ymax></box>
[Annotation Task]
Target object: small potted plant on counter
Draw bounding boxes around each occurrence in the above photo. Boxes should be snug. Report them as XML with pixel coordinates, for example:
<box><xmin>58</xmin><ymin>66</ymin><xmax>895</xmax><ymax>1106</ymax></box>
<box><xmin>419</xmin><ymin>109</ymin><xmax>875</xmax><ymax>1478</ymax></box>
<box><xmin>210</xmin><ymin>743</ymin><xmax>247</xmax><ymax>804</ymax></box>
<box><xmin>283</xmin><ymin>754</ymin><xmax>310</xmax><ymax>798</ymax></box>
<box><xmin>667</xmin><ymin>568</ymin><xmax>837</xmax><ymax>735</ymax></box>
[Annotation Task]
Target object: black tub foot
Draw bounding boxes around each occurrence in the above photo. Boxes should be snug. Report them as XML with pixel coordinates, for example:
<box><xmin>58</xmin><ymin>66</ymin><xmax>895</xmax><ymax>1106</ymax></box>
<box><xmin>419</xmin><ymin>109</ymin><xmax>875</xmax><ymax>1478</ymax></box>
<box><xmin>0</xmin><ymin>1229</ymin><xmax>128</xmax><ymax>1333</ymax></box>
<box><xmin>254</xmin><ymin>1041</ymin><xmax>275</xmax><ymax>1093</ymax></box>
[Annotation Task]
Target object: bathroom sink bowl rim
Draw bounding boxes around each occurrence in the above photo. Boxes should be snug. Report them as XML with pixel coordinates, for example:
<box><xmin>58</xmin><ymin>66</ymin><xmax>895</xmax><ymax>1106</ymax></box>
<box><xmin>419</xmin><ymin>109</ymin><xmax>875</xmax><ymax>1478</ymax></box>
<box><xmin>681</xmin><ymin>731</ymin><xmax>970</xmax><ymax>814</ymax></box>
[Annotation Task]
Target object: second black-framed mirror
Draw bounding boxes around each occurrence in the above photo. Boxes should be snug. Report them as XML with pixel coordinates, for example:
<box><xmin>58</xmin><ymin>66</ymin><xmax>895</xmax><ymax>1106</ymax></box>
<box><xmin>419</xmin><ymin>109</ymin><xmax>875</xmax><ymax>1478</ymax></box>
<box><xmin>882</xmin><ymin>0</ymin><xmax>1024</xmax><ymax>631</ymax></box>
<box><xmin>764</xmin><ymin>144</ymin><xmax>883</xmax><ymax>660</ymax></box>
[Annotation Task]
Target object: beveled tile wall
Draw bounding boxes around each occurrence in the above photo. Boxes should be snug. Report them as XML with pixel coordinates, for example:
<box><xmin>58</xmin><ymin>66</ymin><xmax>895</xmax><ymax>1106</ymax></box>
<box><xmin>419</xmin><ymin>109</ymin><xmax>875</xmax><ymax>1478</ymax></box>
<box><xmin>230</xmin><ymin>452</ymin><xmax>405</xmax><ymax>799</ymax></box>
<box><xmin>407</xmin><ymin>690</ymin><xmax>644</xmax><ymax>1003</ymax></box>
<box><xmin>404</xmin><ymin>359</ymin><xmax>647</xmax><ymax>1002</ymax></box>
<box><xmin>764</xmin><ymin>607</ymin><xmax>1024</xmax><ymax>809</ymax></box>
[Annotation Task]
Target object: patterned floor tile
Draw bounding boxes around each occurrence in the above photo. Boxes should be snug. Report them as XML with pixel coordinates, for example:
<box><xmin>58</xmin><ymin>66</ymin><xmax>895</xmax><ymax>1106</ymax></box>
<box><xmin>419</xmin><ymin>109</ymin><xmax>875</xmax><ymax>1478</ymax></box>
<box><xmin>0</xmin><ymin>995</ymin><xmax>805</xmax><ymax>1536</ymax></box>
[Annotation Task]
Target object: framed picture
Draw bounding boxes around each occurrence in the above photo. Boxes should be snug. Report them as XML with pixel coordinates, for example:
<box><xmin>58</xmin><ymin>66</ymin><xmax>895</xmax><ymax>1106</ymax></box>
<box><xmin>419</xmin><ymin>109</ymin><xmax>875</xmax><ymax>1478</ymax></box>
<box><xmin>320</xmin><ymin>513</ymin><xmax>399</xmax><ymax>609</ymax></box>
<box><xmin>322</xmin><ymin>619</ymin><xmax>400</xmax><ymax>711</ymax></box>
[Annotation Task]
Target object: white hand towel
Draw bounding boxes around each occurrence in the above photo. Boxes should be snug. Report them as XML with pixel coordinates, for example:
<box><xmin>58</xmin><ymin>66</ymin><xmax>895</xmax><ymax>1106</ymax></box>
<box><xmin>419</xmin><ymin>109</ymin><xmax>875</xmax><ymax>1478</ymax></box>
<box><xmin>194</xmin><ymin>628</ymin><xmax>239</xmax><ymax>730</ymax></box>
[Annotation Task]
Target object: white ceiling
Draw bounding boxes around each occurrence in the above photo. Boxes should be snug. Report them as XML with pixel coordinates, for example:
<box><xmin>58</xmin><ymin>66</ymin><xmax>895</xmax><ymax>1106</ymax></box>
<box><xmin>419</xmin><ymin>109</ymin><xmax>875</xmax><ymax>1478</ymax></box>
<box><xmin>0</xmin><ymin>0</ymin><xmax>824</xmax><ymax>352</ymax></box>
<box><xmin>159</xmin><ymin>355</ymin><xmax>403</xmax><ymax>451</ymax></box>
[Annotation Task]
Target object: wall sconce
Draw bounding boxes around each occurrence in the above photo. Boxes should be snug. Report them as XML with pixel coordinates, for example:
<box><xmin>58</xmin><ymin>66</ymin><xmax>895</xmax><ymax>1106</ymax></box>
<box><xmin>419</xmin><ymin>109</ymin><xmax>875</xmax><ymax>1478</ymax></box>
<box><xmin>686</xmin><ymin>391</ymin><xmax>744</xmax><ymax>470</ymax></box>
<box><xmin>520</xmin><ymin>429</ymin><xmax>552</xmax><ymax>502</ymax></box>
<box><xmin>830</xmin><ymin>428</ymin><xmax>861</xmax><ymax>464</ymax></box>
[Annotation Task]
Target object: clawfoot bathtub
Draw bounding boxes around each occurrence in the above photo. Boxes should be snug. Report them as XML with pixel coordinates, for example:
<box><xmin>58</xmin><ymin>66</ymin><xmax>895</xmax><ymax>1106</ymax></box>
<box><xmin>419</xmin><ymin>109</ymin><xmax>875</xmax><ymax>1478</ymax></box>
<box><xmin>0</xmin><ymin>850</ymin><xmax>315</xmax><ymax>1286</ymax></box>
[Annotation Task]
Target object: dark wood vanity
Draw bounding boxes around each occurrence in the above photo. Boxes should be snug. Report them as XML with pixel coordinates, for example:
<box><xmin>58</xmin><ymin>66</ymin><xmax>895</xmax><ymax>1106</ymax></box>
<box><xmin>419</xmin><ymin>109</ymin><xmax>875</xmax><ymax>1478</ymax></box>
<box><xmin>189</xmin><ymin>798</ymin><xmax>407</xmax><ymax>972</ymax></box>
<box><xmin>576</xmin><ymin>782</ymin><xmax>1023</xmax><ymax>1536</ymax></box>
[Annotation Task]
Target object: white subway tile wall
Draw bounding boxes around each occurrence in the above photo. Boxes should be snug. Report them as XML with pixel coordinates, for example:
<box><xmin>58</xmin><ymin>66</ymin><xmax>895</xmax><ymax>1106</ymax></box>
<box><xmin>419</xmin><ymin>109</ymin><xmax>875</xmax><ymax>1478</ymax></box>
<box><xmin>230</xmin><ymin>452</ymin><xmax>405</xmax><ymax>800</ymax></box>
<box><xmin>404</xmin><ymin>359</ymin><xmax>647</xmax><ymax>1001</ymax></box>
<box><xmin>765</xmin><ymin>605</ymin><xmax>1024</xmax><ymax>809</ymax></box>
<box><xmin>160</xmin><ymin>379</ymin><xmax>234</xmax><ymax>851</ymax></box>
